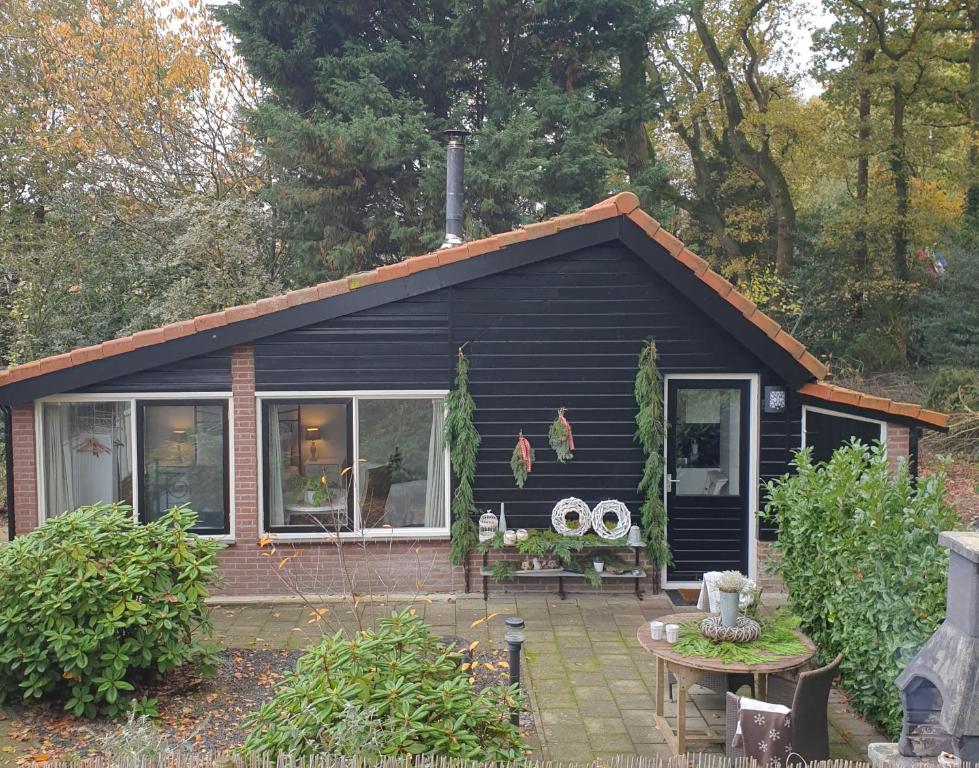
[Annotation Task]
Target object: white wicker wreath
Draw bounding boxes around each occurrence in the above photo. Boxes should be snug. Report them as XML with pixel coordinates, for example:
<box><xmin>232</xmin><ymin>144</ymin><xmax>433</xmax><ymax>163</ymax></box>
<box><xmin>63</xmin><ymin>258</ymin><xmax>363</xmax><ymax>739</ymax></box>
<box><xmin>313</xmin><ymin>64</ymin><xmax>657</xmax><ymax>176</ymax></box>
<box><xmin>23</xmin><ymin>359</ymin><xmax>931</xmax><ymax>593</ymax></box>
<box><xmin>591</xmin><ymin>499</ymin><xmax>632</xmax><ymax>540</ymax></box>
<box><xmin>551</xmin><ymin>497</ymin><xmax>592</xmax><ymax>536</ymax></box>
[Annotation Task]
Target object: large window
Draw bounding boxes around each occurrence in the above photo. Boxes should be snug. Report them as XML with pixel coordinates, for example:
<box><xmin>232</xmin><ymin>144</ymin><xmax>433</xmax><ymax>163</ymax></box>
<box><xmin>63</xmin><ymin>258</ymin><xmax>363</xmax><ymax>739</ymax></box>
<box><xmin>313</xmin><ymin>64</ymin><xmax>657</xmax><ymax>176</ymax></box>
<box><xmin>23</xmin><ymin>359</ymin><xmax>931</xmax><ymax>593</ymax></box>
<box><xmin>38</xmin><ymin>397</ymin><xmax>231</xmax><ymax>535</ymax></box>
<box><xmin>138</xmin><ymin>402</ymin><xmax>229</xmax><ymax>534</ymax></box>
<box><xmin>262</xmin><ymin>395</ymin><xmax>448</xmax><ymax>535</ymax></box>
<box><xmin>41</xmin><ymin>401</ymin><xmax>133</xmax><ymax>518</ymax></box>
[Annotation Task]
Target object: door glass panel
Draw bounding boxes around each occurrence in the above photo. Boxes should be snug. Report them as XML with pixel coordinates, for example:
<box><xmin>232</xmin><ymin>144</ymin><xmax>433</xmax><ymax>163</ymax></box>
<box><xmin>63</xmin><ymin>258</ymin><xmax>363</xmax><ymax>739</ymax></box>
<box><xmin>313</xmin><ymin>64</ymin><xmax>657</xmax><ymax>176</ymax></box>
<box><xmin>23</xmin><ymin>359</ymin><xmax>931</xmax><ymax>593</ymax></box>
<box><xmin>675</xmin><ymin>388</ymin><xmax>740</xmax><ymax>496</ymax></box>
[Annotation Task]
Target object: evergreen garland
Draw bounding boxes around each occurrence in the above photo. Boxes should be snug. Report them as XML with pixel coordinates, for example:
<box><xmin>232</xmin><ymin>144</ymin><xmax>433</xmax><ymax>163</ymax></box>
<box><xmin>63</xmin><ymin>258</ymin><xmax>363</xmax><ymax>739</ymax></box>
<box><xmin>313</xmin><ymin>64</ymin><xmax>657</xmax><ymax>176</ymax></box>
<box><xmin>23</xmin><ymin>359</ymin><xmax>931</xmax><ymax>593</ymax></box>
<box><xmin>445</xmin><ymin>349</ymin><xmax>480</xmax><ymax>566</ymax></box>
<box><xmin>510</xmin><ymin>432</ymin><xmax>534</xmax><ymax>489</ymax></box>
<box><xmin>635</xmin><ymin>339</ymin><xmax>671</xmax><ymax>566</ymax></box>
<box><xmin>548</xmin><ymin>407</ymin><xmax>575</xmax><ymax>462</ymax></box>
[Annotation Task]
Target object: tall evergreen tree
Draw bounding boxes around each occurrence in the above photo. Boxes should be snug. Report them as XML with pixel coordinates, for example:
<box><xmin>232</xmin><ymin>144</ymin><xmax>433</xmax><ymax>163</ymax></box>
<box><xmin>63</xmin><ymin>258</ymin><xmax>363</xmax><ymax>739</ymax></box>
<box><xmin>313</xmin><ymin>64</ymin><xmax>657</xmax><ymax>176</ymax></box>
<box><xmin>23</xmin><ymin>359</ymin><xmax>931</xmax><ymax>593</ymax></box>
<box><xmin>216</xmin><ymin>0</ymin><xmax>677</xmax><ymax>280</ymax></box>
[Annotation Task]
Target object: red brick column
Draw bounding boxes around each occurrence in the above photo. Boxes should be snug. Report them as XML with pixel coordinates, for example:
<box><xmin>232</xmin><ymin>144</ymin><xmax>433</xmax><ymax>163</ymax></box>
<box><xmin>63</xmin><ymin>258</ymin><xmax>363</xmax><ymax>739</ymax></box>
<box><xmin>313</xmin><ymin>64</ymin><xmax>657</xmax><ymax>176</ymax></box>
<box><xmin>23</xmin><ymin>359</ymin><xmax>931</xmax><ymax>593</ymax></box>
<box><xmin>231</xmin><ymin>345</ymin><xmax>258</xmax><ymax>542</ymax></box>
<box><xmin>11</xmin><ymin>403</ymin><xmax>38</xmax><ymax>536</ymax></box>
<box><xmin>886</xmin><ymin>422</ymin><xmax>910</xmax><ymax>473</ymax></box>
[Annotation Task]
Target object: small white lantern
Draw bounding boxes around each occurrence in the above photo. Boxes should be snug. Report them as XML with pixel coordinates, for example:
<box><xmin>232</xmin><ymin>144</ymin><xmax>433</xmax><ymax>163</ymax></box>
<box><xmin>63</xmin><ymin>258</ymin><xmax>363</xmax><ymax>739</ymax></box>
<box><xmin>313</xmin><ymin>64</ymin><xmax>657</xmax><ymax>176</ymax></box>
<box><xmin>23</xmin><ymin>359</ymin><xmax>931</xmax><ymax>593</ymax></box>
<box><xmin>479</xmin><ymin>512</ymin><xmax>498</xmax><ymax>542</ymax></box>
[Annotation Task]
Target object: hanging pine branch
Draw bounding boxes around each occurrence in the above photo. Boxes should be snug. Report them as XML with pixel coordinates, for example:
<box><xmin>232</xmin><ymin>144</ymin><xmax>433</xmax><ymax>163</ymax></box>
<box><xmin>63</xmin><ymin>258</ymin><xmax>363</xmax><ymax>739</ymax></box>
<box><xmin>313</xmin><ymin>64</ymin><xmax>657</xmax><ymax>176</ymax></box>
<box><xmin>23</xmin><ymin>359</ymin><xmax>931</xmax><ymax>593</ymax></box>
<box><xmin>511</xmin><ymin>431</ymin><xmax>534</xmax><ymax>489</ymax></box>
<box><xmin>445</xmin><ymin>348</ymin><xmax>480</xmax><ymax>567</ymax></box>
<box><xmin>548</xmin><ymin>407</ymin><xmax>575</xmax><ymax>463</ymax></box>
<box><xmin>635</xmin><ymin>339</ymin><xmax>671</xmax><ymax>567</ymax></box>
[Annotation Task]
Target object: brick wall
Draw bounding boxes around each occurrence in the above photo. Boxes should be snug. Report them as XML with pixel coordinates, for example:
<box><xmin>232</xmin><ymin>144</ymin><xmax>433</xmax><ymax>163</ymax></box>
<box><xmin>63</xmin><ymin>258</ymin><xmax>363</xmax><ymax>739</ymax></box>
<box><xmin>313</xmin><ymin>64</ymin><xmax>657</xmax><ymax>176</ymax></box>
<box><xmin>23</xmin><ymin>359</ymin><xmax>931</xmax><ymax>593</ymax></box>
<box><xmin>755</xmin><ymin>540</ymin><xmax>784</xmax><ymax>594</ymax></box>
<box><xmin>11</xmin><ymin>403</ymin><xmax>37</xmax><ymax>536</ymax></box>
<box><xmin>886</xmin><ymin>422</ymin><xmax>910</xmax><ymax>473</ymax></box>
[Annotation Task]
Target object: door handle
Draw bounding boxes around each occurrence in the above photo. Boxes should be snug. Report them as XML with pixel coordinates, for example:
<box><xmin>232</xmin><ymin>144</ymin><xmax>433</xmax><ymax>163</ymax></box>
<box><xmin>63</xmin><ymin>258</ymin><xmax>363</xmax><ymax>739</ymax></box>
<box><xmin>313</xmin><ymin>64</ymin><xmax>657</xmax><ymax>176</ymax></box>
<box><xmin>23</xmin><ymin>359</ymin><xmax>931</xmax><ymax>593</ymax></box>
<box><xmin>665</xmin><ymin>473</ymin><xmax>680</xmax><ymax>490</ymax></box>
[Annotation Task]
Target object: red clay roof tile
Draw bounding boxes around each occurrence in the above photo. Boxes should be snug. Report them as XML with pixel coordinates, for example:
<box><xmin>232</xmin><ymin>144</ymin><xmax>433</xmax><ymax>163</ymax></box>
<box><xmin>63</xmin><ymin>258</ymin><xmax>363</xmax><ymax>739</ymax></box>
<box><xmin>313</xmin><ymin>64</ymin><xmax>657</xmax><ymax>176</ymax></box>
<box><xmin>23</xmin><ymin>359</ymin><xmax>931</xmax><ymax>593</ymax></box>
<box><xmin>286</xmin><ymin>286</ymin><xmax>320</xmax><ymax>307</ymax></box>
<box><xmin>726</xmin><ymin>291</ymin><xmax>757</xmax><ymax>318</ymax></box>
<box><xmin>652</xmin><ymin>227</ymin><xmax>684</xmax><ymax>256</ymax></box>
<box><xmin>225</xmin><ymin>303</ymin><xmax>260</xmax><ymax>323</ymax></box>
<box><xmin>69</xmin><ymin>345</ymin><xmax>104</xmax><ymax>366</ymax></box>
<box><xmin>39</xmin><ymin>353</ymin><xmax>73</xmax><ymax>374</ymax></box>
<box><xmin>132</xmin><ymin>328</ymin><xmax>167</xmax><ymax>348</ymax></box>
<box><xmin>797</xmin><ymin>351</ymin><xmax>830</xmax><ymax>380</ymax></box>
<box><xmin>748</xmin><ymin>311</ymin><xmax>781</xmax><ymax>339</ymax></box>
<box><xmin>102</xmin><ymin>337</ymin><xmax>136</xmax><ymax>356</ymax></box>
<box><xmin>521</xmin><ymin>220</ymin><xmax>560</xmax><ymax>238</ymax></box>
<box><xmin>494</xmin><ymin>229</ymin><xmax>529</xmax><ymax>247</ymax></box>
<box><xmin>163</xmin><ymin>319</ymin><xmax>199</xmax><ymax>341</ymax></box>
<box><xmin>613</xmin><ymin>192</ymin><xmax>640</xmax><ymax>215</ymax></box>
<box><xmin>347</xmin><ymin>270</ymin><xmax>380</xmax><ymax>289</ymax></box>
<box><xmin>773</xmin><ymin>329</ymin><xmax>806</xmax><ymax>360</ymax></box>
<box><xmin>194</xmin><ymin>312</ymin><xmax>227</xmax><ymax>331</ymax></box>
<box><xmin>629</xmin><ymin>209</ymin><xmax>662</xmax><ymax>239</ymax></box>
<box><xmin>436</xmin><ymin>244</ymin><xmax>472</xmax><ymax>265</ymax></box>
<box><xmin>407</xmin><ymin>253</ymin><xmax>440</xmax><ymax>274</ymax></box>
<box><xmin>315</xmin><ymin>280</ymin><xmax>349</xmax><ymax>299</ymax></box>
<box><xmin>676</xmin><ymin>248</ymin><xmax>709</xmax><ymax>276</ymax></box>
<box><xmin>701</xmin><ymin>270</ymin><xmax>734</xmax><ymax>297</ymax></box>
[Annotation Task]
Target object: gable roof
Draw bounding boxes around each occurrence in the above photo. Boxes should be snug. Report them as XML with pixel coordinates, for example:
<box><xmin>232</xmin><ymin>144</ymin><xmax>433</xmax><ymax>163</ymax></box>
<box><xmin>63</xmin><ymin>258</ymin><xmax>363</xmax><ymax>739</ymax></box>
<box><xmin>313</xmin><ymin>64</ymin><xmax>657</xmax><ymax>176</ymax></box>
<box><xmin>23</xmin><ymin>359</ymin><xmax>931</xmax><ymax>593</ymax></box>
<box><xmin>0</xmin><ymin>192</ymin><xmax>946</xmax><ymax>429</ymax></box>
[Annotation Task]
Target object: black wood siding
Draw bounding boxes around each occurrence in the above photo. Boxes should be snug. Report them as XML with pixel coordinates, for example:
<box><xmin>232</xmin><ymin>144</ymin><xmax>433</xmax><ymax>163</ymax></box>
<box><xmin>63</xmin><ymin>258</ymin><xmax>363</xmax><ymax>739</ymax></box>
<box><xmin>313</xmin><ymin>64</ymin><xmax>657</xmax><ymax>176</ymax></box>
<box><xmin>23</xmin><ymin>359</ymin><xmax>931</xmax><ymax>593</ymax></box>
<box><xmin>242</xmin><ymin>239</ymin><xmax>807</xmax><ymax>571</ymax></box>
<box><xmin>452</xmin><ymin>244</ymin><xmax>759</xmax><ymax>542</ymax></box>
<box><xmin>75</xmin><ymin>349</ymin><xmax>231</xmax><ymax>393</ymax></box>
<box><xmin>757</xmin><ymin>382</ymin><xmax>804</xmax><ymax>541</ymax></box>
<box><xmin>254</xmin><ymin>294</ymin><xmax>451</xmax><ymax>390</ymax></box>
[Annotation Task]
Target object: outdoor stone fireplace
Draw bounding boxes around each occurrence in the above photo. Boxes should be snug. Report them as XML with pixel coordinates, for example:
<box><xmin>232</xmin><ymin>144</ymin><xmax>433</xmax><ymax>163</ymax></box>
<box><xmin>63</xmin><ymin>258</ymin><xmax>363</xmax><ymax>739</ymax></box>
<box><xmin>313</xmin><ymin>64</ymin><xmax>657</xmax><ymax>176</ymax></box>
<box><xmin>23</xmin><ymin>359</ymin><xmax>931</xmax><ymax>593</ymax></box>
<box><xmin>895</xmin><ymin>531</ymin><xmax>979</xmax><ymax>762</ymax></box>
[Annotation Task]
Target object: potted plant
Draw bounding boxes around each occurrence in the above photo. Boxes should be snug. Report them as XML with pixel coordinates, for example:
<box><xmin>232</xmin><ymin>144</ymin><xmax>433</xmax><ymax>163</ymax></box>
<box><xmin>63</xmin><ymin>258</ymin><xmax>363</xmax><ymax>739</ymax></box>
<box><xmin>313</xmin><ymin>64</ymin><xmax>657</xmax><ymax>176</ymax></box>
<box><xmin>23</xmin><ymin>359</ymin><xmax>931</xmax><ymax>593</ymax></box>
<box><xmin>715</xmin><ymin>570</ymin><xmax>747</xmax><ymax>628</ymax></box>
<box><xmin>301</xmin><ymin>476</ymin><xmax>322</xmax><ymax>505</ymax></box>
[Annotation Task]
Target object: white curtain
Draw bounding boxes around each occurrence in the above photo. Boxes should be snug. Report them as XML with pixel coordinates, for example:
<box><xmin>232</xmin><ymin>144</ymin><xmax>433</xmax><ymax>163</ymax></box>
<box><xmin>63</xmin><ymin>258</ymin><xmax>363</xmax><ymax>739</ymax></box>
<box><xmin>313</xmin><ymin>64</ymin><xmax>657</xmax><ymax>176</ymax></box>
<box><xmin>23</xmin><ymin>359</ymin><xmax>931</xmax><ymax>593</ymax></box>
<box><xmin>43</xmin><ymin>404</ymin><xmax>74</xmax><ymax>518</ymax></box>
<box><xmin>112</xmin><ymin>404</ymin><xmax>132</xmax><ymax>506</ymax></box>
<box><xmin>423</xmin><ymin>399</ymin><xmax>446</xmax><ymax>528</ymax></box>
<box><xmin>268</xmin><ymin>404</ymin><xmax>285</xmax><ymax>526</ymax></box>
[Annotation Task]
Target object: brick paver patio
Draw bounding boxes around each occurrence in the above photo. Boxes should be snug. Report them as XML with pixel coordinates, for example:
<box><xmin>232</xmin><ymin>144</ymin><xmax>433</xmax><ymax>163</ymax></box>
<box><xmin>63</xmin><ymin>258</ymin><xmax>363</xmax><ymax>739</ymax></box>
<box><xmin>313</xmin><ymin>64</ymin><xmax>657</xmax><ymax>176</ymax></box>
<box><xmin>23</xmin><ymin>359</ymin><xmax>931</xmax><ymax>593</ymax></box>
<box><xmin>210</xmin><ymin>594</ymin><xmax>883</xmax><ymax>763</ymax></box>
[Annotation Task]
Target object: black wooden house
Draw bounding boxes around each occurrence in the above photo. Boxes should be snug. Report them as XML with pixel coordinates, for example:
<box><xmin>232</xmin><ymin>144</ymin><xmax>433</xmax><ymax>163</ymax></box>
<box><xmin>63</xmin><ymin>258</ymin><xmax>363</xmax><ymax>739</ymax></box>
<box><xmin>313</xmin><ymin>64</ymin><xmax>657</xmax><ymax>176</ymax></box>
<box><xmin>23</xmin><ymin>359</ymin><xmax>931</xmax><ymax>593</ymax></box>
<box><xmin>0</xmin><ymin>192</ymin><xmax>946</xmax><ymax>596</ymax></box>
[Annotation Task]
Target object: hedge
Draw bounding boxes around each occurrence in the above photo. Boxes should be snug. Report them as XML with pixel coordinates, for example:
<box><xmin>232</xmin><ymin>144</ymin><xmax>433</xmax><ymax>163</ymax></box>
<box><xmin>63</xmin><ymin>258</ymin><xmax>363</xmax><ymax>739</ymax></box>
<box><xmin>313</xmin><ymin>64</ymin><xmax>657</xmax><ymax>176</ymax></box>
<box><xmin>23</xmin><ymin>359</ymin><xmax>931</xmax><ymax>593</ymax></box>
<box><xmin>761</xmin><ymin>441</ymin><xmax>960</xmax><ymax>738</ymax></box>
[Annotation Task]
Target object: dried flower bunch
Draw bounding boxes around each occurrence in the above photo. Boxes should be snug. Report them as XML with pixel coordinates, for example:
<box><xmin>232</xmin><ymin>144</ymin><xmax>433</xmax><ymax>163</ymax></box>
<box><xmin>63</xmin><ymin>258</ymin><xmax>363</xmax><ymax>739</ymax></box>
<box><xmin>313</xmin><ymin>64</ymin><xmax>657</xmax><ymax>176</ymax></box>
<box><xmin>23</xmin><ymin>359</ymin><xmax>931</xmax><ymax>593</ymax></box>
<box><xmin>714</xmin><ymin>570</ymin><xmax>748</xmax><ymax>593</ymax></box>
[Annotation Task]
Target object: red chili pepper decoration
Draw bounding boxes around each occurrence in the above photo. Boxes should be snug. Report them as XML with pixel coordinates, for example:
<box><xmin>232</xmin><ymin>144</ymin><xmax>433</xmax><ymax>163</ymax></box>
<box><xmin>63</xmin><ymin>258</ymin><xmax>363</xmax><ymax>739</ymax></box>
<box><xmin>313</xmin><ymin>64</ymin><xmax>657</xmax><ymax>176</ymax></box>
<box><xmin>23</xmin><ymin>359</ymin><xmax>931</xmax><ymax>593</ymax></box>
<box><xmin>558</xmin><ymin>407</ymin><xmax>574</xmax><ymax>451</ymax></box>
<box><xmin>518</xmin><ymin>433</ymin><xmax>532</xmax><ymax>472</ymax></box>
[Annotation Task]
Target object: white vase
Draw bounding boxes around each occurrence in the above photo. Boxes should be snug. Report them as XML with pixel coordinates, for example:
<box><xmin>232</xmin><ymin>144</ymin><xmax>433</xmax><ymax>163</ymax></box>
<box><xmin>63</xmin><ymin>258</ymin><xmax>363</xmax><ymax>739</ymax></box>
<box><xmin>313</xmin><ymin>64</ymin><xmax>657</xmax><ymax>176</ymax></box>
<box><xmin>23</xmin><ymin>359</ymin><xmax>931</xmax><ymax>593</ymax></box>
<box><xmin>719</xmin><ymin>590</ymin><xmax>740</xmax><ymax>628</ymax></box>
<box><xmin>304</xmin><ymin>490</ymin><xmax>316</xmax><ymax>505</ymax></box>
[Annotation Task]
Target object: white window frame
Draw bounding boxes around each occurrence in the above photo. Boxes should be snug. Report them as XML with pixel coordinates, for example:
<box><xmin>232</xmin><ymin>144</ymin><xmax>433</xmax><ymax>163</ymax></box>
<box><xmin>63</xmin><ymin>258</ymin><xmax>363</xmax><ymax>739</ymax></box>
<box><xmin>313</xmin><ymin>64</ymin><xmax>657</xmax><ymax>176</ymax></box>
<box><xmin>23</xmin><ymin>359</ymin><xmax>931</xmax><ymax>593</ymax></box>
<box><xmin>661</xmin><ymin>373</ymin><xmax>761</xmax><ymax>590</ymax></box>
<box><xmin>257</xmin><ymin>390</ymin><xmax>451</xmax><ymax>541</ymax></box>
<box><xmin>800</xmin><ymin>405</ymin><xmax>887</xmax><ymax>455</ymax></box>
<box><xmin>34</xmin><ymin>392</ymin><xmax>236</xmax><ymax>541</ymax></box>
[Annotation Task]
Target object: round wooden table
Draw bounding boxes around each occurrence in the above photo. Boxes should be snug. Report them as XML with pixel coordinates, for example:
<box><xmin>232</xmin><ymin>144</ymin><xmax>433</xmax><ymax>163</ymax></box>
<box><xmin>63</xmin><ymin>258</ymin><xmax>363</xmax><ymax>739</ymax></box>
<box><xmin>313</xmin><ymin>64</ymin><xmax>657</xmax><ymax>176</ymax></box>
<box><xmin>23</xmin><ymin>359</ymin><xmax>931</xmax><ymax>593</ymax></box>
<box><xmin>637</xmin><ymin>612</ymin><xmax>816</xmax><ymax>756</ymax></box>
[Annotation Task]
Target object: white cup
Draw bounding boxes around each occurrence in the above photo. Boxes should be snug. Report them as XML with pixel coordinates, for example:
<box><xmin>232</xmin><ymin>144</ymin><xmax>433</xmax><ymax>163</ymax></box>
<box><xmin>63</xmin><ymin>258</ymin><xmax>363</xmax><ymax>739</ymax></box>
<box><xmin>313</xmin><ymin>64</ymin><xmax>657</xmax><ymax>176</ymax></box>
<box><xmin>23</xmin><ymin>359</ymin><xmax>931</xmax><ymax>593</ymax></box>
<box><xmin>650</xmin><ymin>621</ymin><xmax>664</xmax><ymax>640</ymax></box>
<box><xmin>665</xmin><ymin>623</ymin><xmax>680</xmax><ymax>643</ymax></box>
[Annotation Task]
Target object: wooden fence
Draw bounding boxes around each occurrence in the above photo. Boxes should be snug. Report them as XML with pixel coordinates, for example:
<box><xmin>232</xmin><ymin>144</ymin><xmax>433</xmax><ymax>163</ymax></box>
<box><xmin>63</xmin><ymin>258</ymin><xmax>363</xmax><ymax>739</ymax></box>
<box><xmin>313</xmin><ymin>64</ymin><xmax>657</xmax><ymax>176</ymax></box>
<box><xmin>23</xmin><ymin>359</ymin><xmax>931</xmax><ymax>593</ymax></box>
<box><xmin>39</xmin><ymin>755</ymin><xmax>966</xmax><ymax>768</ymax></box>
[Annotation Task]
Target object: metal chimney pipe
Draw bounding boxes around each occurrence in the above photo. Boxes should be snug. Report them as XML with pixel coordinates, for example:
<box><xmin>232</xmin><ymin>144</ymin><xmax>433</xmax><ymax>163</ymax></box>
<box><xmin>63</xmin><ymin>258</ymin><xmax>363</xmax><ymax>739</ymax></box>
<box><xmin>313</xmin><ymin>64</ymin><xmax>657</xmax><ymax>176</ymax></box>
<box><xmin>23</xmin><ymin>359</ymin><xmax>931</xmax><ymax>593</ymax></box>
<box><xmin>441</xmin><ymin>129</ymin><xmax>469</xmax><ymax>249</ymax></box>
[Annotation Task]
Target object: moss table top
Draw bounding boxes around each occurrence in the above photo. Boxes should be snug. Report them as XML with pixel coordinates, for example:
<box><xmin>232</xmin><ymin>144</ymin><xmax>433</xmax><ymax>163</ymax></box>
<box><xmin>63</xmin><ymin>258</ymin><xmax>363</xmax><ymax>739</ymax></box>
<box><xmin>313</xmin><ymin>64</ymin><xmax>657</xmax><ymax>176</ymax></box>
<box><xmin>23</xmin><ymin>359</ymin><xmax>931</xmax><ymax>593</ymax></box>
<box><xmin>636</xmin><ymin>611</ymin><xmax>816</xmax><ymax>674</ymax></box>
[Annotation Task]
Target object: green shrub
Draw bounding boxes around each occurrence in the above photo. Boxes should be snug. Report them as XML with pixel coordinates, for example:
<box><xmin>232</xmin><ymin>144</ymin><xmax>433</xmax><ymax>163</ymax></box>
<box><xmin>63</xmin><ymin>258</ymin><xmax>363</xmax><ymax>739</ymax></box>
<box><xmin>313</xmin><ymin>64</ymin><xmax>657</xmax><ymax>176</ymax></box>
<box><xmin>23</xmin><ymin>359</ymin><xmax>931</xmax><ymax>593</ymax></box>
<box><xmin>762</xmin><ymin>441</ymin><xmax>960</xmax><ymax>738</ymax></box>
<box><xmin>924</xmin><ymin>367</ymin><xmax>979</xmax><ymax>412</ymax></box>
<box><xmin>243</xmin><ymin>609</ymin><xmax>525</xmax><ymax>760</ymax></box>
<box><xmin>0</xmin><ymin>503</ymin><xmax>223</xmax><ymax>717</ymax></box>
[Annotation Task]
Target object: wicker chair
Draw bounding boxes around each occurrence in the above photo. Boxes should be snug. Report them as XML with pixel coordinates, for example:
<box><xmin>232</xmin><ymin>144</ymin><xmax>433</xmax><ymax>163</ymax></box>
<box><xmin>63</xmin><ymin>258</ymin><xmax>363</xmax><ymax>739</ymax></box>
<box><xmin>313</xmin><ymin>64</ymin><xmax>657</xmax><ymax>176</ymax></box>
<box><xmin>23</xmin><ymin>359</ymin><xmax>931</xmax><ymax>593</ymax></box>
<box><xmin>725</xmin><ymin>653</ymin><xmax>843</xmax><ymax>762</ymax></box>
